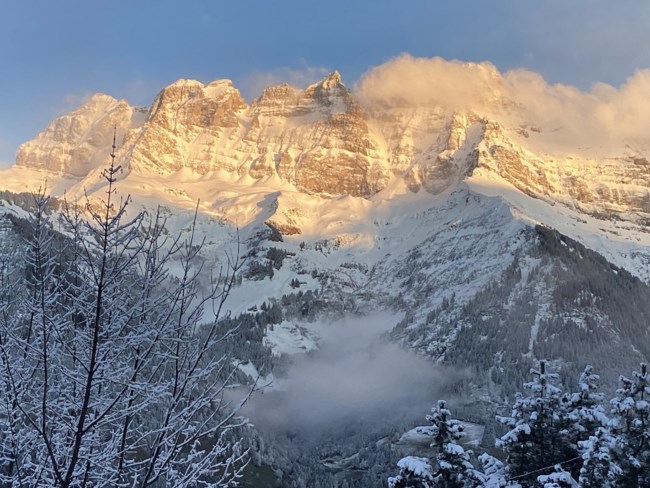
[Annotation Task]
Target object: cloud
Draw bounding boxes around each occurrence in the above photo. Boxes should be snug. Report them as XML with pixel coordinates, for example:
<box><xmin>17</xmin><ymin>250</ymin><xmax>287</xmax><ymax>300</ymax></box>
<box><xmin>244</xmin><ymin>314</ymin><xmax>461</xmax><ymax>438</ymax></box>
<box><xmin>355</xmin><ymin>56</ymin><xmax>503</xmax><ymax>112</ymax></box>
<box><xmin>354</xmin><ymin>54</ymin><xmax>650</xmax><ymax>151</ymax></box>
<box><xmin>240</xmin><ymin>63</ymin><xmax>330</xmax><ymax>101</ymax></box>
<box><xmin>62</xmin><ymin>91</ymin><xmax>94</xmax><ymax>111</ymax></box>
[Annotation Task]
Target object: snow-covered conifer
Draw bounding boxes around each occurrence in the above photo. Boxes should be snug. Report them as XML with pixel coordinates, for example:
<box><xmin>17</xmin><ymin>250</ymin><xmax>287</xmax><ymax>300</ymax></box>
<box><xmin>497</xmin><ymin>361</ymin><xmax>571</xmax><ymax>484</ymax></box>
<box><xmin>561</xmin><ymin>365</ymin><xmax>608</xmax><ymax>449</ymax></box>
<box><xmin>388</xmin><ymin>400</ymin><xmax>481</xmax><ymax>488</ymax></box>
<box><xmin>536</xmin><ymin>465</ymin><xmax>577</xmax><ymax>487</ymax></box>
<box><xmin>608</xmin><ymin>363</ymin><xmax>650</xmax><ymax>486</ymax></box>
<box><xmin>477</xmin><ymin>452</ymin><xmax>516</xmax><ymax>488</ymax></box>
<box><xmin>388</xmin><ymin>456</ymin><xmax>435</xmax><ymax>488</ymax></box>
<box><xmin>427</xmin><ymin>400</ymin><xmax>481</xmax><ymax>487</ymax></box>
<box><xmin>557</xmin><ymin>365</ymin><xmax>609</xmax><ymax>480</ymax></box>
<box><xmin>577</xmin><ymin>427</ymin><xmax>622</xmax><ymax>487</ymax></box>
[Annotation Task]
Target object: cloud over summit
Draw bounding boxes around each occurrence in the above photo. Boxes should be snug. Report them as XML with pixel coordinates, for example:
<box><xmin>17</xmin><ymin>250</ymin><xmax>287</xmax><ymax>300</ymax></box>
<box><xmin>355</xmin><ymin>54</ymin><xmax>650</xmax><ymax>151</ymax></box>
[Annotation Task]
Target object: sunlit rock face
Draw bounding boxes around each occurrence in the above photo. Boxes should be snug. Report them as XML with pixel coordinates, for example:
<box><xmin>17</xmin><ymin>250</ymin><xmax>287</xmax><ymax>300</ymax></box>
<box><xmin>14</xmin><ymin>69</ymin><xmax>650</xmax><ymax>218</ymax></box>
<box><xmin>16</xmin><ymin>73</ymin><xmax>390</xmax><ymax>197</ymax></box>
<box><xmin>16</xmin><ymin>94</ymin><xmax>141</xmax><ymax>176</ymax></box>
<box><xmin>245</xmin><ymin>71</ymin><xmax>389</xmax><ymax>196</ymax></box>
<box><xmin>475</xmin><ymin>121</ymin><xmax>650</xmax><ymax>217</ymax></box>
<box><xmin>126</xmin><ymin>79</ymin><xmax>249</xmax><ymax>175</ymax></box>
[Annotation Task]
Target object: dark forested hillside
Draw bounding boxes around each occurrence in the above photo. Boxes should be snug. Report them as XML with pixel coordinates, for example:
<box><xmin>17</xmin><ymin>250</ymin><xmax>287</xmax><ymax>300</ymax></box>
<box><xmin>394</xmin><ymin>225</ymin><xmax>650</xmax><ymax>399</ymax></box>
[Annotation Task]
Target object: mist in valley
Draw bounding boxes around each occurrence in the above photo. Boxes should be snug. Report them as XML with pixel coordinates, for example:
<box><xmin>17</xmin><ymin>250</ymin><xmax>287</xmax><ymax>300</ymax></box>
<box><xmin>244</xmin><ymin>313</ymin><xmax>463</xmax><ymax>441</ymax></box>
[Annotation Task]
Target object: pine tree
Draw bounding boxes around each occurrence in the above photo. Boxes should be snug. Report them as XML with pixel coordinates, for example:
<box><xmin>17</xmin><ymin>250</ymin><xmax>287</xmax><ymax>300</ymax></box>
<box><xmin>427</xmin><ymin>400</ymin><xmax>480</xmax><ymax>487</ymax></box>
<box><xmin>536</xmin><ymin>465</ymin><xmax>577</xmax><ymax>487</ymax></box>
<box><xmin>561</xmin><ymin>366</ymin><xmax>608</xmax><ymax>447</ymax></box>
<box><xmin>559</xmin><ymin>365</ymin><xmax>609</xmax><ymax>480</ymax></box>
<box><xmin>477</xmin><ymin>452</ymin><xmax>514</xmax><ymax>488</ymax></box>
<box><xmin>388</xmin><ymin>400</ymin><xmax>480</xmax><ymax>488</ymax></box>
<box><xmin>497</xmin><ymin>361</ymin><xmax>571</xmax><ymax>484</ymax></box>
<box><xmin>388</xmin><ymin>456</ymin><xmax>435</xmax><ymax>488</ymax></box>
<box><xmin>608</xmin><ymin>363</ymin><xmax>650</xmax><ymax>487</ymax></box>
<box><xmin>577</xmin><ymin>427</ymin><xmax>622</xmax><ymax>487</ymax></box>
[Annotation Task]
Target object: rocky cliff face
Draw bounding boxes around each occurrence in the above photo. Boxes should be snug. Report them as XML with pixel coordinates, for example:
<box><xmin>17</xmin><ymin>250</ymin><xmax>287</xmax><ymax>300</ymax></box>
<box><xmin>126</xmin><ymin>79</ymin><xmax>249</xmax><ymax>175</ymax></box>
<box><xmin>474</xmin><ymin>121</ymin><xmax>650</xmax><ymax>217</ymax></box>
<box><xmin>16</xmin><ymin>94</ymin><xmax>144</xmax><ymax>176</ymax></box>
<box><xmin>14</xmin><ymin>72</ymin><xmax>472</xmax><ymax>198</ymax></box>
<box><xmin>13</xmin><ymin>71</ymin><xmax>650</xmax><ymax>219</ymax></box>
<box><xmin>242</xmin><ymin>71</ymin><xmax>389</xmax><ymax>196</ymax></box>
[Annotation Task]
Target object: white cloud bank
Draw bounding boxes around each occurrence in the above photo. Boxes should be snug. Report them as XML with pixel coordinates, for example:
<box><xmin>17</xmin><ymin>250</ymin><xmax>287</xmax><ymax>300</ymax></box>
<box><xmin>355</xmin><ymin>54</ymin><xmax>650</xmax><ymax>150</ymax></box>
<box><xmin>245</xmin><ymin>314</ymin><xmax>461</xmax><ymax>438</ymax></box>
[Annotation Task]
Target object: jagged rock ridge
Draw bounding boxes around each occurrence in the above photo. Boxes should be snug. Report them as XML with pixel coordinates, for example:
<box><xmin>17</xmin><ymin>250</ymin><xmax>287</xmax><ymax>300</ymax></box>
<box><xmin>13</xmin><ymin>69</ymin><xmax>650</xmax><ymax>220</ymax></box>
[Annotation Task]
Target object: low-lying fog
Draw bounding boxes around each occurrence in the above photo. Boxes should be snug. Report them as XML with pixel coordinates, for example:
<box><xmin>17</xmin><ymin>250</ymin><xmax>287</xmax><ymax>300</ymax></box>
<box><xmin>244</xmin><ymin>313</ymin><xmax>461</xmax><ymax>439</ymax></box>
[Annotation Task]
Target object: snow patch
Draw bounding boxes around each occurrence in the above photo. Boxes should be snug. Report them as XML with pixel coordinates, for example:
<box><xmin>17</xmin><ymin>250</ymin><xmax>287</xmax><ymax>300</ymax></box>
<box><xmin>263</xmin><ymin>321</ymin><xmax>318</xmax><ymax>357</ymax></box>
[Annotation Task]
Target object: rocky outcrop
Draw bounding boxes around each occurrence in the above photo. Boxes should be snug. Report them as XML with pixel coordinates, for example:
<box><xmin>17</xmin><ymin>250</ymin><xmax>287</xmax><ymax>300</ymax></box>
<box><xmin>127</xmin><ymin>79</ymin><xmax>249</xmax><ymax>174</ymax></box>
<box><xmin>244</xmin><ymin>72</ymin><xmax>389</xmax><ymax>196</ymax></box>
<box><xmin>16</xmin><ymin>94</ymin><xmax>143</xmax><ymax>176</ymax></box>
<box><xmin>118</xmin><ymin>72</ymin><xmax>394</xmax><ymax>197</ymax></box>
<box><xmin>476</xmin><ymin>122</ymin><xmax>650</xmax><ymax>218</ymax></box>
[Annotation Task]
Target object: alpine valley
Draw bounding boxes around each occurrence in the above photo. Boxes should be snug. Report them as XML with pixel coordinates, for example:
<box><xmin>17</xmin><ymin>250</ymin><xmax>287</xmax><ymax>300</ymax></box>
<box><xmin>1</xmin><ymin>61</ymin><xmax>649</xmax><ymax>486</ymax></box>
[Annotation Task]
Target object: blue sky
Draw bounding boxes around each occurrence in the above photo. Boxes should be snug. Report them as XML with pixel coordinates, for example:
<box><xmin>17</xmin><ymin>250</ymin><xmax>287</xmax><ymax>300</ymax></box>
<box><xmin>2</xmin><ymin>0</ymin><xmax>650</xmax><ymax>164</ymax></box>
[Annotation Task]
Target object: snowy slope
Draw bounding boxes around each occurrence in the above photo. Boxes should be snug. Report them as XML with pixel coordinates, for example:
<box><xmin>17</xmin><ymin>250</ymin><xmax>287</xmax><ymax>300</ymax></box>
<box><xmin>6</xmin><ymin>68</ymin><xmax>650</xmax><ymax>285</ymax></box>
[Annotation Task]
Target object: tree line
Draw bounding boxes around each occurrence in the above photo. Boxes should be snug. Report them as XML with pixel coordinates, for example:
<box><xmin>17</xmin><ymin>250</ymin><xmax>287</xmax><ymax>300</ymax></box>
<box><xmin>389</xmin><ymin>361</ymin><xmax>649</xmax><ymax>487</ymax></box>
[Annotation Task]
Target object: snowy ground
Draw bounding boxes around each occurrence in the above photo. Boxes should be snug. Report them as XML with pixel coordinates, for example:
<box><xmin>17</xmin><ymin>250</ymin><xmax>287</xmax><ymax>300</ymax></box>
<box><xmin>263</xmin><ymin>320</ymin><xmax>318</xmax><ymax>357</ymax></box>
<box><xmin>398</xmin><ymin>421</ymin><xmax>485</xmax><ymax>455</ymax></box>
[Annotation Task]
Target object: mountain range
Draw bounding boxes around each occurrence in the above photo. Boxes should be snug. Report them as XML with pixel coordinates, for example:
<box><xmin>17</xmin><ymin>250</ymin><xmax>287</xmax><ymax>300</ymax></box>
<box><xmin>2</xmin><ymin>67</ymin><xmax>650</xmax><ymax>395</ymax></box>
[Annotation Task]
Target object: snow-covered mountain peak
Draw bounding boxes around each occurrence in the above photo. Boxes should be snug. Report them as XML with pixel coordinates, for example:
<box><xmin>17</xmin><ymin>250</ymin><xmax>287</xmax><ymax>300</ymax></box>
<box><xmin>15</xmin><ymin>93</ymin><xmax>138</xmax><ymax>176</ymax></box>
<box><xmin>10</xmin><ymin>72</ymin><xmax>650</xmax><ymax>224</ymax></box>
<box><xmin>304</xmin><ymin>70</ymin><xmax>351</xmax><ymax>107</ymax></box>
<box><xmin>150</xmin><ymin>77</ymin><xmax>247</xmax><ymax>113</ymax></box>
<box><xmin>165</xmin><ymin>78</ymin><xmax>205</xmax><ymax>89</ymax></box>
<box><xmin>252</xmin><ymin>84</ymin><xmax>302</xmax><ymax>116</ymax></box>
<box><xmin>7</xmin><ymin>65</ymin><xmax>650</xmax><ymax>281</ymax></box>
<box><xmin>86</xmin><ymin>93</ymin><xmax>120</xmax><ymax>104</ymax></box>
<box><xmin>307</xmin><ymin>70</ymin><xmax>344</xmax><ymax>91</ymax></box>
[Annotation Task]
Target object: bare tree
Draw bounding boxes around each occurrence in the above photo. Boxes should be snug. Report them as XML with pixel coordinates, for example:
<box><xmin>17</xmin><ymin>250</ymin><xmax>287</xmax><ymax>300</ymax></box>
<box><xmin>0</xmin><ymin>139</ymin><xmax>250</xmax><ymax>487</ymax></box>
